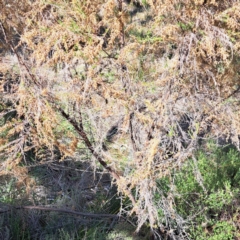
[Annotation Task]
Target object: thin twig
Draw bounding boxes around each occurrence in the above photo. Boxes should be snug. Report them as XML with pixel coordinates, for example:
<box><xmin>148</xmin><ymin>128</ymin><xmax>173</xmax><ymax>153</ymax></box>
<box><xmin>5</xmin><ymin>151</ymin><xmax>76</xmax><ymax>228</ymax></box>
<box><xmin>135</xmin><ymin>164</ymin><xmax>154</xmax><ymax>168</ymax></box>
<box><xmin>0</xmin><ymin>205</ymin><xmax>118</xmax><ymax>219</ymax></box>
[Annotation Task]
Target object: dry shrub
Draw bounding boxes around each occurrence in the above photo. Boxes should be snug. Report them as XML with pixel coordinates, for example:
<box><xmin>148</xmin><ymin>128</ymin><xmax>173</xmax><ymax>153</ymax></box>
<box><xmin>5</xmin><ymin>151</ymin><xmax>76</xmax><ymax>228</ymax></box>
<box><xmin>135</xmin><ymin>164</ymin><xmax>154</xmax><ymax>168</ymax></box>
<box><xmin>0</xmin><ymin>0</ymin><xmax>240</xmax><ymax>233</ymax></box>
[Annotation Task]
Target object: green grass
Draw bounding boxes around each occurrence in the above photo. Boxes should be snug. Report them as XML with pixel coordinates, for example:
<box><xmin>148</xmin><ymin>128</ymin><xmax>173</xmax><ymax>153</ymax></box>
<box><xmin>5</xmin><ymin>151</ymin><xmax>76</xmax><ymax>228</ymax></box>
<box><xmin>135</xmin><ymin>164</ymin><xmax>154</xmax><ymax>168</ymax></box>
<box><xmin>155</xmin><ymin>143</ymin><xmax>240</xmax><ymax>239</ymax></box>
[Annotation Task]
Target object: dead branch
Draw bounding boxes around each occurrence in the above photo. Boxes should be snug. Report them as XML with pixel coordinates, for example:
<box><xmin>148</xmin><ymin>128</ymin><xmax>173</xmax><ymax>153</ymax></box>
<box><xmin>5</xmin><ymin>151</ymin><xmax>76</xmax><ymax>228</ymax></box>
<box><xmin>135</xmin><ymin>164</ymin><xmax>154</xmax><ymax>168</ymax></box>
<box><xmin>0</xmin><ymin>205</ymin><xmax>118</xmax><ymax>219</ymax></box>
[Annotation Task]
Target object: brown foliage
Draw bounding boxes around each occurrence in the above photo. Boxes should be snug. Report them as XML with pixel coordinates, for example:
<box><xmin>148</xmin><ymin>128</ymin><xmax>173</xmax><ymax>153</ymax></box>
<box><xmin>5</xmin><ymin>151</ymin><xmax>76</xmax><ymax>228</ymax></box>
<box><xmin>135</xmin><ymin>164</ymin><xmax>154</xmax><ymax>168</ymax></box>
<box><xmin>1</xmin><ymin>0</ymin><xmax>240</xmax><ymax>233</ymax></box>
